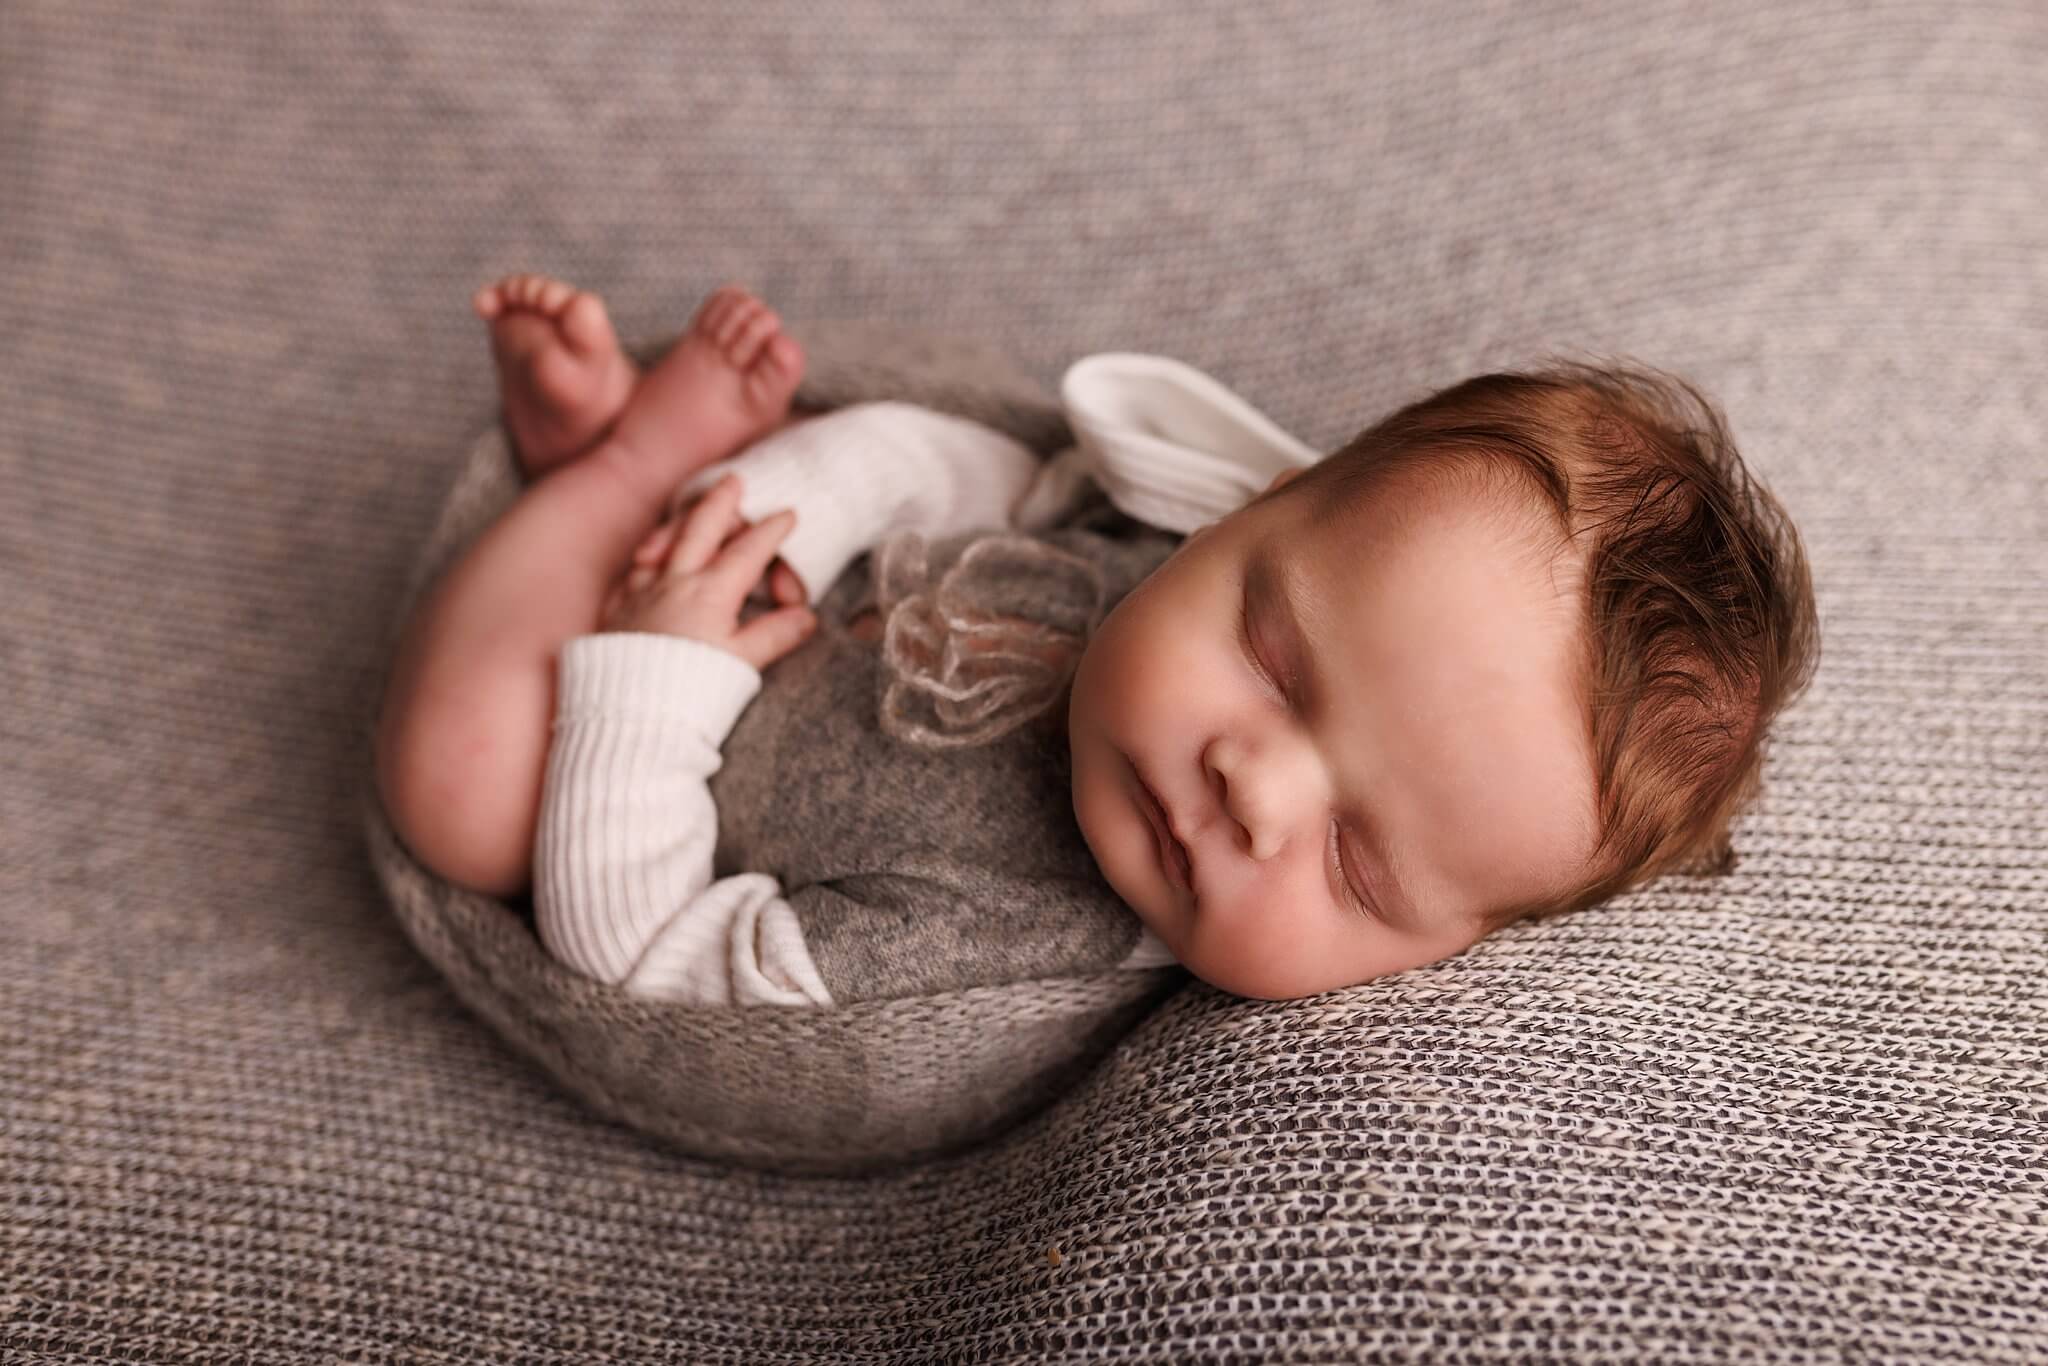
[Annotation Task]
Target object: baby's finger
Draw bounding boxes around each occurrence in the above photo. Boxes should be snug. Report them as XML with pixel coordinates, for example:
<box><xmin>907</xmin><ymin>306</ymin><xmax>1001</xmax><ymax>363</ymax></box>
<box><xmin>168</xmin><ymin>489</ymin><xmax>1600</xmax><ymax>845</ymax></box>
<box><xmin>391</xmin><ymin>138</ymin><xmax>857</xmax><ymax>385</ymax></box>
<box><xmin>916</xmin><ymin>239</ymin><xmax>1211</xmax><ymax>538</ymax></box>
<box><xmin>705</xmin><ymin>508</ymin><xmax>799</xmax><ymax>602</ymax></box>
<box><xmin>730</xmin><ymin>604</ymin><xmax>818</xmax><ymax>671</ymax></box>
<box><xmin>632</xmin><ymin>516</ymin><xmax>683</xmax><ymax>567</ymax></box>
<box><xmin>769</xmin><ymin>560</ymin><xmax>809</xmax><ymax>607</ymax></box>
<box><xmin>668</xmin><ymin>474</ymin><xmax>747</xmax><ymax>576</ymax></box>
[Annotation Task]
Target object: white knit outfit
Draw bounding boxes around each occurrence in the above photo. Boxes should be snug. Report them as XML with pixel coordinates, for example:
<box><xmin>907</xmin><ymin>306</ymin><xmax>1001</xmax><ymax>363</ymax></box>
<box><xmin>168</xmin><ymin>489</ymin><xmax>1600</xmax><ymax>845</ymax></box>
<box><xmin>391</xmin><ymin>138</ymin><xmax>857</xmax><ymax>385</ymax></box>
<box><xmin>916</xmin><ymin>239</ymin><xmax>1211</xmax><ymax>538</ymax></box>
<box><xmin>533</xmin><ymin>355</ymin><xmax>1323</xmax><ymax>1006</ymax></box>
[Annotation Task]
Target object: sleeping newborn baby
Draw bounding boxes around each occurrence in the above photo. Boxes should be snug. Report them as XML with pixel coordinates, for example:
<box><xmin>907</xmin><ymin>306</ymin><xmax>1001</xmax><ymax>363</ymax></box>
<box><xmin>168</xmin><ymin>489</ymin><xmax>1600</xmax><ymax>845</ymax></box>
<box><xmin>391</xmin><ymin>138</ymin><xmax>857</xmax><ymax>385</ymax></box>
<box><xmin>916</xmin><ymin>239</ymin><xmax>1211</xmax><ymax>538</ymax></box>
<box><xmin>375</xmin><ymin>278</ymin><xmax>1819</xmax><ymax>1006</ymax></box>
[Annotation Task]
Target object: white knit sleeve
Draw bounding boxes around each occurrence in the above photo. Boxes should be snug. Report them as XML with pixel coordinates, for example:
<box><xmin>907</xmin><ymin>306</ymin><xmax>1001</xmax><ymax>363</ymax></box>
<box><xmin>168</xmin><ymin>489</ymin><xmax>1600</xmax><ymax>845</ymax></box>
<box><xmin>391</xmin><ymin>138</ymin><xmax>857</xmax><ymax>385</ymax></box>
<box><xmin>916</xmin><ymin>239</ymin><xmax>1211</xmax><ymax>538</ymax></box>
<box><xmin>667</xmin><ymin>401</ymin><xmax>1044</xmax><ymax>603</ymax></box>
<box><xmin>532</xmin><ymin>632</ymin><xmax>834</xmax><ymax>1008</ymax></box>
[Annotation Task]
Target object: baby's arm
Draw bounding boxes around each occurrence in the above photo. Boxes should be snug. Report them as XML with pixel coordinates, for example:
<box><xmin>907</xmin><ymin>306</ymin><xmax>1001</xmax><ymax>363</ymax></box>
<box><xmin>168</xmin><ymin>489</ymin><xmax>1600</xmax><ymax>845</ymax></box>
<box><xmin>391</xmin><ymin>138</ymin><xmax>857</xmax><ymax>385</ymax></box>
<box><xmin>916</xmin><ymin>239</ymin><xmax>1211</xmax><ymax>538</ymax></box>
<box><xmin>534</xmin><ymin>630</ymin><xmax>832</xmax><ymax>1005</ymax></box>
<box><xmin>534</xmin><ymin>404</ymin><xmax>1046</xmax><ymax>1005</ymax></box>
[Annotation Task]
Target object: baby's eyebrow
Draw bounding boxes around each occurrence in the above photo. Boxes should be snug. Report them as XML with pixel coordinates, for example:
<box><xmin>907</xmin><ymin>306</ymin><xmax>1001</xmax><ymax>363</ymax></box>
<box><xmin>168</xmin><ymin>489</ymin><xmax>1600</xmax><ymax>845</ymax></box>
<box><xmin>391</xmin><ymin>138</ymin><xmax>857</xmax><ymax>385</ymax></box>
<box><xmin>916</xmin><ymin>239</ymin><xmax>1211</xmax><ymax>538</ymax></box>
<box><xmin>1246</xmin><ymin>542</ymin><xmax>1425</xmax><ymax>930</ymax></box>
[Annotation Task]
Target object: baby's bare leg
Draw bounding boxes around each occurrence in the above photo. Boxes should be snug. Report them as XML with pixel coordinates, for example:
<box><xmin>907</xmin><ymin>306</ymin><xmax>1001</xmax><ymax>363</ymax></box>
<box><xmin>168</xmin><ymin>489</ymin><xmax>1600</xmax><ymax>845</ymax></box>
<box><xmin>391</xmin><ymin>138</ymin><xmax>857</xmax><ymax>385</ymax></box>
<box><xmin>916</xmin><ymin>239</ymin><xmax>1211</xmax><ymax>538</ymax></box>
<box><xmin>376</xmin><ymin>283</ymin><xmax>805</xmax><ymax>897</ymax></box>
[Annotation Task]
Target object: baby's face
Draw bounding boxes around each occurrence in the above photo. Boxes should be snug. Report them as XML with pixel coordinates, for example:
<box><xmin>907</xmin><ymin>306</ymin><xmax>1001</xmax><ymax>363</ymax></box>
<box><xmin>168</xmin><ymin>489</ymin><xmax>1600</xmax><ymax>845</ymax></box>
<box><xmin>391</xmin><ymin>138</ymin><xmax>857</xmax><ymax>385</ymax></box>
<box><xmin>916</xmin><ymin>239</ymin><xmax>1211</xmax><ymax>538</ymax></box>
<box><xmin>1067</xmin><ymin>466</ymin><xmax>1600</xmax><ymax>999</ymax></box>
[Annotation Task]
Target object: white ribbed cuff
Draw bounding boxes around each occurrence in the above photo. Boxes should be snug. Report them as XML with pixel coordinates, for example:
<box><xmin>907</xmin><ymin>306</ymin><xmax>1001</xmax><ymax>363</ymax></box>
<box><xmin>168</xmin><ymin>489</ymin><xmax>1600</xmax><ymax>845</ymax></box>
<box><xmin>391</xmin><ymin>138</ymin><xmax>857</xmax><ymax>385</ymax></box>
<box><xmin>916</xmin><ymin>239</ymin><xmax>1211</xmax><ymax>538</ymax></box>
<box><xmin>556</xmin><ymin>632</ymin><xmax>763</xmax><ymax>741</ymax></box>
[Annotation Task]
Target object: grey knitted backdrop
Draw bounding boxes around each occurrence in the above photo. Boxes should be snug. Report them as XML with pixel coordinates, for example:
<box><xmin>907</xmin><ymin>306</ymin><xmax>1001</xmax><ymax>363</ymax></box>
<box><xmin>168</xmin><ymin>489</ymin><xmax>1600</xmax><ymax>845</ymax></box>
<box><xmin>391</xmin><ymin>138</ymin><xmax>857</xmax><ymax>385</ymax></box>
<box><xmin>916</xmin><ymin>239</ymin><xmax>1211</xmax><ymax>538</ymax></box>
<box><xmin>5</xmin><ymin>2</ymin><xmax>2044</xmax><ymax>1361</ymax></box>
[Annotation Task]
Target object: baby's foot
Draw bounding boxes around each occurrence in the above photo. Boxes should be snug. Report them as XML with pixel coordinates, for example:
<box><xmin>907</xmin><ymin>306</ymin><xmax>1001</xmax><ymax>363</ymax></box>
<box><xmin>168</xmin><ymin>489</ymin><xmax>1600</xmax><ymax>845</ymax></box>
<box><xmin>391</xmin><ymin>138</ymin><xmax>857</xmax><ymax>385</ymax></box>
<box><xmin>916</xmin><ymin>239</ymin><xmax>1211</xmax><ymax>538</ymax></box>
<box><xmin>601</xmin><ymin>284</ymin><xmax>806</xmax><ymax>498</ymax></box>
<box><xmin>474</xmin><ymin>274</ymin><xmax>639</xmax><ymax>479</ymax></box>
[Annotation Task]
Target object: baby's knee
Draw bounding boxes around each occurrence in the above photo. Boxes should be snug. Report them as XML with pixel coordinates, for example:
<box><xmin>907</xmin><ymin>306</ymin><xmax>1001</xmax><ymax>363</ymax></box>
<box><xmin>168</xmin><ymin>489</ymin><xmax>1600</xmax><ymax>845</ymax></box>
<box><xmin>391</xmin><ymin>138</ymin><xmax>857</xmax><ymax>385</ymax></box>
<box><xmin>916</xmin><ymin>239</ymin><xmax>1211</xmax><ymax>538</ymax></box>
<box><xmin>375</xmin><ymin>706</ymin><xmax>535</xmax><ymax>899</ymax></box>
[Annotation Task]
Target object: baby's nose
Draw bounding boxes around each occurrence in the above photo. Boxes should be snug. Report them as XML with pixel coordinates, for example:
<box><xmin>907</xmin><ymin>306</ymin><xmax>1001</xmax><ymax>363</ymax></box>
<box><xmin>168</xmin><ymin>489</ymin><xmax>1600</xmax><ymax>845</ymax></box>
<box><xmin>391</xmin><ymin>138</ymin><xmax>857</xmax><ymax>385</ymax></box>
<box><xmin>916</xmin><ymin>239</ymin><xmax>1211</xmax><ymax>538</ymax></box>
<box><xmin>1205</xmin><ymin>734</ymin><xmax>1326</xmax><ymax>862</ymax></box>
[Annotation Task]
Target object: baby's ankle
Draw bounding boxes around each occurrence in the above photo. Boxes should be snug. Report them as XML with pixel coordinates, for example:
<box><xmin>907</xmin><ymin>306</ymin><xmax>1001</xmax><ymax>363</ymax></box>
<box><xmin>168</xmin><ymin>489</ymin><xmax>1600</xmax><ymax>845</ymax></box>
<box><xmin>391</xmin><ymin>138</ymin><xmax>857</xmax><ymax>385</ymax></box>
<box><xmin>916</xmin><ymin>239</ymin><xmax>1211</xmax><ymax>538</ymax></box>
<box><xmin>585</xmin><ymin>434</ymin><xmax>676</xmax><ymax>514</ymax></box>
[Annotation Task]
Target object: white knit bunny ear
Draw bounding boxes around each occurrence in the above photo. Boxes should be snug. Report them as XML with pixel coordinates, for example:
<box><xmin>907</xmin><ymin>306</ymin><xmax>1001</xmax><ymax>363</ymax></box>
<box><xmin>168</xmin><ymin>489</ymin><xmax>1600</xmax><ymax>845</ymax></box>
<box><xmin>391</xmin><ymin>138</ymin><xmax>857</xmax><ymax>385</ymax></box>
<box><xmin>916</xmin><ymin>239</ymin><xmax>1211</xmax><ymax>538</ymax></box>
<box><xmin>1050</xmin><ymin>352</ymin><xmax>1323</xmax><ymax>535</ymax></box>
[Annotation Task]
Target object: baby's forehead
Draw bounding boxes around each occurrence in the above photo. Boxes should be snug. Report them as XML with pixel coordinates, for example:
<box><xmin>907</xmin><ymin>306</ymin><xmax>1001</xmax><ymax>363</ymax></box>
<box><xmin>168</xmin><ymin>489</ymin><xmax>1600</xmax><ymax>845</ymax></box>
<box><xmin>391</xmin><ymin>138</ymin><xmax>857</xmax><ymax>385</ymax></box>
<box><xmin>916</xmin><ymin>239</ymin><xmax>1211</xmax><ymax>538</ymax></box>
<box><xmin>1287</xmin><ymin>471</ymin><xmax>1580</xmax><ymax>596</ymax></box>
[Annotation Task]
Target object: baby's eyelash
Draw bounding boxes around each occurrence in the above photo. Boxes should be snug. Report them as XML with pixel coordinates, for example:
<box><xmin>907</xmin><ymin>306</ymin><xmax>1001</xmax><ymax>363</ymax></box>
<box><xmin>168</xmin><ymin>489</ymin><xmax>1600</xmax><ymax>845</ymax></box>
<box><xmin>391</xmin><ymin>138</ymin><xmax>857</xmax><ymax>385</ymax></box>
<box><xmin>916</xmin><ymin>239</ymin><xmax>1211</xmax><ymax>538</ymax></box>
<box><xmin>1235</xmin><ymin>591</ymin><xmax>1280</xmax><ymax>697</ymax></box>
<box><xmin>1331</xmin><ymin>824</ymin><xmax>1376</xmax><ymax>921</ymax></box>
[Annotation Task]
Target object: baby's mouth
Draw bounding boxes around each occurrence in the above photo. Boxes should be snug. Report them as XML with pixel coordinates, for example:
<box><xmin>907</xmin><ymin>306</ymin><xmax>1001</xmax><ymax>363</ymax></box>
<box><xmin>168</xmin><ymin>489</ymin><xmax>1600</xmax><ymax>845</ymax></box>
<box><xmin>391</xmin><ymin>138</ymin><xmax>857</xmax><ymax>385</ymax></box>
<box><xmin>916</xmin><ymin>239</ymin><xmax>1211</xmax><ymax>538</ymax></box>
<box><xmin>1132</xmin><ymin>765</ymin><xmax>1193</xmax><ymax>891</ymax></box>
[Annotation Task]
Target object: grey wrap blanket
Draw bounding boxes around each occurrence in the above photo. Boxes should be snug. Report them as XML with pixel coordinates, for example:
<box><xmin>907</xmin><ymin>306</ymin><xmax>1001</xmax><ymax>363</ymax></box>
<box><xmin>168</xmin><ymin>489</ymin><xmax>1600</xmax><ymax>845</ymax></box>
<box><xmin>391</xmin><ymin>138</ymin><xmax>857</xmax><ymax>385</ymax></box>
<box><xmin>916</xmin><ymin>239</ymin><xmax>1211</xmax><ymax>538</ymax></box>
<box><xmin>366</xmin><ymin>324</ymin><xmax>1192</xmax><ymax>1171</ymax></box>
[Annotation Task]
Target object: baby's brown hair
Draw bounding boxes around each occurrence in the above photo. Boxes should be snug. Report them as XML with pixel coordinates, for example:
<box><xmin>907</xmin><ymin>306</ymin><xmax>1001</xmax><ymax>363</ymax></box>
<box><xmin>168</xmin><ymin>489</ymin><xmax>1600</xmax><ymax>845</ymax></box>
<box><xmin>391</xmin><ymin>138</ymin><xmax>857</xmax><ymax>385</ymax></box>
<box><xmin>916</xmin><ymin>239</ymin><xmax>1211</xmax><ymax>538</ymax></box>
<box><xmin>1274</xmin><ymin>359</ymin><xmax>1821</xmax><ymax>932</ymax></box>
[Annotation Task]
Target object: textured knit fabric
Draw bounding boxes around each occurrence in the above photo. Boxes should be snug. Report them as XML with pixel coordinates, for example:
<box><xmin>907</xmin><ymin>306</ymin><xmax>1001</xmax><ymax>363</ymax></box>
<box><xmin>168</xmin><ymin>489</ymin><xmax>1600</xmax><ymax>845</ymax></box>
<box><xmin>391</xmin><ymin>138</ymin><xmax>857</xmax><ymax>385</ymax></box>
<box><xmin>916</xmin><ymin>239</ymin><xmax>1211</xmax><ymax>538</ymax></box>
<box><xmin>712</xmin><ymin>508</ymin><xmax>1183</xmax><ymax>1004</ymax></box>
<box><xmin>6</xmin><ymin>3</ymin><xmax>2045</xmax><ymax>1361</ymax></box>
<box><xmin>532</xmin><ymin>400</ymin><xmax>1181</xmax><ymax>1005</ymax></box>
<box><xmin>371</xmin><ymin>339</ymin><xmax>1195</xmax><ymax>1173</ymax></box>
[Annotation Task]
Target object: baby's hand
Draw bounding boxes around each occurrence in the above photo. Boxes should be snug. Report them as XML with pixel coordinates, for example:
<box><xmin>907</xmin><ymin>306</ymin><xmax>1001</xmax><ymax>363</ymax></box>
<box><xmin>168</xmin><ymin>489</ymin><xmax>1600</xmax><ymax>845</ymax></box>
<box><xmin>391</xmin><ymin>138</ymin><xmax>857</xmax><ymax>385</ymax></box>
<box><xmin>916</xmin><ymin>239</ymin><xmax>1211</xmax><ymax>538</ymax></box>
<box><xmin>599</xmin><ymin>473</ymin><xmax>817</xmax><ymax>672</ymax></box>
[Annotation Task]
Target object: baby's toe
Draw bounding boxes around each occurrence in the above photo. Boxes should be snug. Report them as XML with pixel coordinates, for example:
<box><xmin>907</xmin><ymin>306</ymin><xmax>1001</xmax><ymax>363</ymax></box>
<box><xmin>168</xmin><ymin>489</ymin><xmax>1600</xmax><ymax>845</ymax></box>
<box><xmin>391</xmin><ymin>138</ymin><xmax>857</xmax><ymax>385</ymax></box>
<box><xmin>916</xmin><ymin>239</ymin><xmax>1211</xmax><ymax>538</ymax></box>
<box><xmin>715</xmin><ymin>296</ymin><xmax>765</xmax><ymax>352</ymax></box>
<box><xmin>729</xmin><ymin>306</ymin><xmax>782</xmax><ymax>368</ymax></box>
<box><xmin>536</xmin><ymin>278</ymin><xmax>574</xmax><ymax>315</ymax></box>
<box><xmin>763</xmin><ymin>332</ymin><xmax>803</xmax><ymax>378</ymax></box>
<box><xmin>741</xmin><ymin>333</ymin><xmax>805</xmax><ymax>412</ymax></box>
<box><xmin>558</xmin><ymin>291</ymin><xmax>617</xmax><ymax>355</ymax></box>
<box><xmin>692</xmin><ymin>284</ymin><xmax>746</xmax><ymax>343</ymax></box>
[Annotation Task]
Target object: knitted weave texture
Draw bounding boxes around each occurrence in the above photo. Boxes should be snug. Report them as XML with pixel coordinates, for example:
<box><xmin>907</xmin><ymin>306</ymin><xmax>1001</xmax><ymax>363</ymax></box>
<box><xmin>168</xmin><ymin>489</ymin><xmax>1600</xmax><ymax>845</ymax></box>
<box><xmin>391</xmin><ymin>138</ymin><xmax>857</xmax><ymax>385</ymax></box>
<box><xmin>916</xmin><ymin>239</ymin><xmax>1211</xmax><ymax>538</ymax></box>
<box><xmin>3</xmin><ymin>2</ymin><xmax>2043</xmax><ymax>1360</ymax></box>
